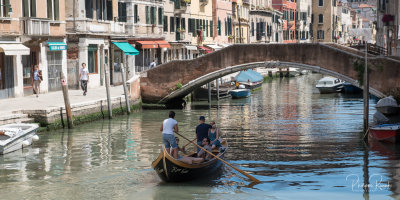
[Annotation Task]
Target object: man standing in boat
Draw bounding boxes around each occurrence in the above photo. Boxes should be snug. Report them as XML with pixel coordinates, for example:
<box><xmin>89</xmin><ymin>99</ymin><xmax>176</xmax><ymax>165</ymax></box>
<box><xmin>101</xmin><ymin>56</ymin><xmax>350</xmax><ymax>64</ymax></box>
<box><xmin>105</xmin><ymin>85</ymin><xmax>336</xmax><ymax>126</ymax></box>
<box><xmin>160</xmin><ymin>111</ymin><xmax>179</xmax><ymax>159</ymax></box>
<box><xmin>195</xmin><ymin>116</ymin><xmax>212</xmax><ymax>152</ymax></box>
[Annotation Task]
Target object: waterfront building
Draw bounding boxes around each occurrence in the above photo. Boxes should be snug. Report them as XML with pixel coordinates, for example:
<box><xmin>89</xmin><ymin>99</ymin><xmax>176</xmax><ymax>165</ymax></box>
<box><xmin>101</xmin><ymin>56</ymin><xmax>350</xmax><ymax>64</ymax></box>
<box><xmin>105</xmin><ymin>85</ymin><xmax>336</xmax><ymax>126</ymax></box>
<box><xmin>249</xmin><ymin>0</ymin><xmax>283</xmax><ymax>43</ymax></box>
<box><xmin>272</xmin><ymin>0</ymin><xmax>297</xmax><ymax>43</ymax></box>
<box><xmin>212</xmin><ymin>0</ymin><xmax>233</xmax><ymax>45</ymax></box>
<box><xmin>233</xmin><ymin>0</ymin><xmax>250</xmax><ymax>43</ymax></box>
<box><xmin>125</xmin><ymin>0</ymin><xmax>166</xmax><ymax>72</ymax></box>
<box><xmin>0</xmin><ymin>0</ymin><xmax>67</xmax><ymax>99</ymax></box>
<box><xmin>296</xmin><ymin>0</ymin><xmax>312</xmax><ymax>43</ymax></box>
<box><xmin>311</xmin><ymin>0</ymin><xmax>338</xmax><ymax>43</ymax></box>
<box><xmin>337</xmin><ymin>1</ymin><xmax>352</xmax><ymax>44</ymax></box>
<box><xmin>66</xmin><ymin>0</ymin><xmax>139</xmax><ymax>88</ymax></box>
<box><xmin>376</xmin><ymin>0</ymin><xmax>399</xmax><ymax>56</ymax></box>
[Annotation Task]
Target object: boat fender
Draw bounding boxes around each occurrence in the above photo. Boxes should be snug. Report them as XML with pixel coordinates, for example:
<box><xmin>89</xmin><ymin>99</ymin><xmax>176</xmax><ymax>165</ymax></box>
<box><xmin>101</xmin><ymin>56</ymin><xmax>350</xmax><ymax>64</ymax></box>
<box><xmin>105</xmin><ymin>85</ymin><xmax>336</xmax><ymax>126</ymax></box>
<box><xmin>32</xmin><ymin>135</ymin><xmax>39</xmax><ymax>142</ymax></box>
<box><xmin>22</xmin><ymin>140</ymin><xmax>30</xmax><ymax>147</ymax></box>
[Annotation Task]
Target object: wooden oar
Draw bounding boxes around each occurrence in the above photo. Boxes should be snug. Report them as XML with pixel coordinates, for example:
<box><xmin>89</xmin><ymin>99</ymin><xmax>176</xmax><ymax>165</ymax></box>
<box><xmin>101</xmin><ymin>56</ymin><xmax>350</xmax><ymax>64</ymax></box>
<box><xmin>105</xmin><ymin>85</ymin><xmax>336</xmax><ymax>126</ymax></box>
<box><xmin>175</xmin><ymin>132</ymin><xmax>261</xmax><ymax>183</ymax></box>
<box><xmin>182</xmin><ymin>138</ymin><xmax>196</xmax><ymax>148</ymax></box>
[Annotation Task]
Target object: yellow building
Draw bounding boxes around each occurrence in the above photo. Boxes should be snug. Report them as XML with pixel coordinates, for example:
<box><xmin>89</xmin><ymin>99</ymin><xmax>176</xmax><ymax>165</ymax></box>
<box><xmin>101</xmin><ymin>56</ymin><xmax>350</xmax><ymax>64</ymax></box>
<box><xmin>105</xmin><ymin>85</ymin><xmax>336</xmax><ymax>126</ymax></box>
<box><xmin>232</xmin><ymin>0</ymin><xmax>250</xmax><ymax>43</ymax></box>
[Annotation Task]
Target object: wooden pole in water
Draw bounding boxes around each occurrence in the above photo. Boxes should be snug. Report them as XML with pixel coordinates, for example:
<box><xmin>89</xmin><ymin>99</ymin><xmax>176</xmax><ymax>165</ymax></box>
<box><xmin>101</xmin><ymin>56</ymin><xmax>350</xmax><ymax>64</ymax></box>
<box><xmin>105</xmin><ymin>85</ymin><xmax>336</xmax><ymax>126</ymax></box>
<box><xmin>104</xmin><ymin>64</ymin><xmax>112</xmax><ymax>119</ymax></box>
<box><xmin>60</xmin><ymin>72</ymin><xmax>73</xmax><ymax>128</ymax></box>
<box><xmin>363</xmin><ymin>43</ymin><xmax>369</xmax><ymax>132</ymax></box>
<box><xmin>208</xmin><ymin>82</ymin><xmax>211</xmax><ymax>103</ymax></box>
<box><xmin>120</xmin><ymin>63</ymin><xmax>131</xmax><ymax>114</ymax></box>
<box><xmin>216</xmin><ymin>78</ymin><xmax>220</xmax><ymax>101</ymax></box>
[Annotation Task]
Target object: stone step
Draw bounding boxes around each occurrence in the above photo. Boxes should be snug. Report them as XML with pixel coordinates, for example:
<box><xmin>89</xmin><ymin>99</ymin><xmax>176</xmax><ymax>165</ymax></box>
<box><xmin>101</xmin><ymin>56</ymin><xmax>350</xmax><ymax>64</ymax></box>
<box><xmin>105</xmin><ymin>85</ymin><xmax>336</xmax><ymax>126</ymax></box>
<box><xmin>0</xmin><ymin>113</ymin><xmax>35</xmax><ymax>126</ymax></box>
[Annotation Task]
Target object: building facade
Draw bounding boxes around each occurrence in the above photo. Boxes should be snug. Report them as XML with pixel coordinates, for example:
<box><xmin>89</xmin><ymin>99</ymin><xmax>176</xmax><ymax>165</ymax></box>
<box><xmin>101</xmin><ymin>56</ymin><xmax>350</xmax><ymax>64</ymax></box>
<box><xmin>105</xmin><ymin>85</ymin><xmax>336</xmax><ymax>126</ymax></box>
<box><xmin>376</xmin><ymin>0</ymin><xmax>399</xmax><ymax>56</ymax></box>
<box><xmin>312</xmin><ymin>0</ymin><xmax>338</xmax><ymax>43</ymax></box>
<box><xmin>0</xmin><ymin>0</ymin><xmax>67</xmax><ymax>99</ymax></box>
<box><xmin>233</xmin><ymin>0</ymin><xmax>250</xmax><ymax>43</ymax></box>
<box><xmin>272</xmin><ymin>0</ymin><xmax>297</xmax><ymax>43</ymax></box>
<box><xmin>337</xmin><ymin>2</ymin><xmax>352</xmax><ymax>44</ymax></box>
<box><xmin>296</xmin><ymin>0</ymin><xmax>312</xmax><ymax>43</ymax></box>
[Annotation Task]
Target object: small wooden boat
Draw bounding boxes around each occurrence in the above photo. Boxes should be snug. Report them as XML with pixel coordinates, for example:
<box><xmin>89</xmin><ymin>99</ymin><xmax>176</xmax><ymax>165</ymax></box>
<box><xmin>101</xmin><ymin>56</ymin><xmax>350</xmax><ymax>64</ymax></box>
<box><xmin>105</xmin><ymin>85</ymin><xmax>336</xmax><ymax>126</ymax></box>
<box><xmin>0</xmin><ymin>123</ymin><xmax>39</xmax><ymax>154</ymax></box>
<box><xmin>235</xmin><ymin>69</ymin><xmax>263</xmax><ymax>90</ymax></box>
<box><xmin>369</xmin><ymin>123</ymin><xmax>400</xmax><ymax>143</ymax></box>
<box><xmin>230</xmin><ymin>88</ymin><xmax>251</xmax><ymax>99</ymax></box>
<box><xmin>152</xmin><ymin>140</ymin><xmax>228</xmax><ymax>182</ymax></box>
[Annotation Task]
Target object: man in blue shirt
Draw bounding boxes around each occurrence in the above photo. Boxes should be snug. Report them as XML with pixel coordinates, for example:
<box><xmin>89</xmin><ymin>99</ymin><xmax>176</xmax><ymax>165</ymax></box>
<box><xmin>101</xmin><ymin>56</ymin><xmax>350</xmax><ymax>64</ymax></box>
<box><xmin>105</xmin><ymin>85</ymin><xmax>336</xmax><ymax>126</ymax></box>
<box><xmin>195</xmin><ymin>116</ymin><xmax>212</xmax><ymax>152</ymax></box>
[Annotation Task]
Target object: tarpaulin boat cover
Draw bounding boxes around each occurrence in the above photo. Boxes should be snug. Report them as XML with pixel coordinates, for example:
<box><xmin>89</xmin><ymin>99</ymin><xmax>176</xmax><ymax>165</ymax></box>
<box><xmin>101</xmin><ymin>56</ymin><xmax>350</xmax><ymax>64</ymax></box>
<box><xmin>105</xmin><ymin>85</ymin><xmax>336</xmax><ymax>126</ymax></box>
<box><xmin>235</xmin><ymin>69</ymin><xmax>263</xmax><ymax>83</ymax></box>
<box><xmin>376</xmin><ymin>96</ymin><xmax>398</xmax><ymax>108</ymax></box>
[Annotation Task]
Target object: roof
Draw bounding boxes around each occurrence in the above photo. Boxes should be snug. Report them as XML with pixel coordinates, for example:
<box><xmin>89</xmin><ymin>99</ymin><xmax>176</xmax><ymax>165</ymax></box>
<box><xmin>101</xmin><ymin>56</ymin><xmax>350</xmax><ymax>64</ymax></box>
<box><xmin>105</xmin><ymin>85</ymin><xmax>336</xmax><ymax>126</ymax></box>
<box><xmin>235</xmin><ymin>69</ymin><xmax>263</xmax><ymax>83</ymax></box>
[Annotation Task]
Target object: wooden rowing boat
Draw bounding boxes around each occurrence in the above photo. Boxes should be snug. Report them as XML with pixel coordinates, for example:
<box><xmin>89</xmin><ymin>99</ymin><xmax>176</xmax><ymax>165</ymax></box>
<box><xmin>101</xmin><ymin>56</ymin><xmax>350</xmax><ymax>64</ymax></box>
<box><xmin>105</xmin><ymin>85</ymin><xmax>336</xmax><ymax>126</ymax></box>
<box><xmin>151</xmin><ymin>140</ymin><xmax>228</xmax><ymax>182</ymax></box>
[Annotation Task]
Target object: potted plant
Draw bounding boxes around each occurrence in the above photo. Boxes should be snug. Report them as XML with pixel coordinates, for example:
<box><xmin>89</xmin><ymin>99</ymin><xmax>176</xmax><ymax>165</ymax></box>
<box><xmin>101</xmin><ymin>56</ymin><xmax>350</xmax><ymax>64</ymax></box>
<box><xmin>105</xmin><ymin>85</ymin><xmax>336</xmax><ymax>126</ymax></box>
<box><xmin>382</xmin><ymin>14</ymin><xmax>394</xmax><ymax>26</ymax></box>
<box><xmin>182</xmin><ymin>0</ymin><xmax>191</xmax><ymax>4</ymax></box>
<box><xmin>177</xmin><ymin>27</ymin><xmax>185</xmax><ymax>33</ymax></box>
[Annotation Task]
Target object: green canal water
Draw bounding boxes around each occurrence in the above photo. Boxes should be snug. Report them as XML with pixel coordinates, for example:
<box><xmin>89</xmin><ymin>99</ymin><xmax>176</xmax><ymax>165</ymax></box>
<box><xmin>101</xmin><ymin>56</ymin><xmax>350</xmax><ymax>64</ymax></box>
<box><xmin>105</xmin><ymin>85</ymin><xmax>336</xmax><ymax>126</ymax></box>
<box><xmin>1</xmin><ymin>74</ymin><xmax>397</xmax><ymax>200</ymax></box>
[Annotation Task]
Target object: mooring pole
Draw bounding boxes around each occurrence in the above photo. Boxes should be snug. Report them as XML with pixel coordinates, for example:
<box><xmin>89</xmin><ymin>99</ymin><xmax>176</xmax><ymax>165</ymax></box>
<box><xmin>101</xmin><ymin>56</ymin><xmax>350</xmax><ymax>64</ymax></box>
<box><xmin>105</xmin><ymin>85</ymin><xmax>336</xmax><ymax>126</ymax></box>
<box><xmin>216</xmin><ymin>79</ymin><xmax>220</xmax><ymax>101</ymax></box>
<box><xmin>60</xmin><ymin>72</ymin><xmax>73</xmax><ymax>128</ymax></box>
<box><xmin>363</xmin><ymin>43</ymin><xmax>369</xmax><ymax>133</ymax></box>
<box><xmin>208</xmin><ymin>83</ymin><xmax>211</xmax><ymax>103</ymax></box>
<box><xmin>120</xmin><ymin>63</ymin><xmax>131</xmax><ymax>114</ymax></box>
<box><xmin>104</xmin><ymin>64</ymin><xmax>112</xmax><ymax>119</ymax></box>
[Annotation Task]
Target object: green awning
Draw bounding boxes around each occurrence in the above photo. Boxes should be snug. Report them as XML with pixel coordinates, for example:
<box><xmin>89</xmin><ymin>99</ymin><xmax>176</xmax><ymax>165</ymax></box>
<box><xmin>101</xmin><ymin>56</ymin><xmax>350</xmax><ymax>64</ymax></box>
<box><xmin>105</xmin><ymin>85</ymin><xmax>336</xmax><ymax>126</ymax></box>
<box><xmin>113</xmin><ymin>42</ymin><xmax>139</xmax><ymax>55</ymax></box>
<box><xmin>48</xmin><ymin>42</ymin><xmax>67</xmax><ymax>51</ymax></box>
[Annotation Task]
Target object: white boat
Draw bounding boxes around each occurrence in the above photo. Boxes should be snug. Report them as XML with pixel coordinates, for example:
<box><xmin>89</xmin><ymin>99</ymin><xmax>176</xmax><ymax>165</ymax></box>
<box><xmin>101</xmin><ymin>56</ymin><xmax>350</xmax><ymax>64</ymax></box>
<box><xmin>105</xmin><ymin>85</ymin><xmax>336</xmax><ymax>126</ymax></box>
<box><xmin>315</xmin><ymin>77</ymin><xmax>344</xmax><ymax>94</ymax></box>
<box><xmin>0</xmin><ymin>123</ymin><xmax>39</xmax><ymax>154</ymax></box>
<box><xmin>288</xmin><ymin>68</ymin><xmax>300</xmax><ymax>77</ymax></box>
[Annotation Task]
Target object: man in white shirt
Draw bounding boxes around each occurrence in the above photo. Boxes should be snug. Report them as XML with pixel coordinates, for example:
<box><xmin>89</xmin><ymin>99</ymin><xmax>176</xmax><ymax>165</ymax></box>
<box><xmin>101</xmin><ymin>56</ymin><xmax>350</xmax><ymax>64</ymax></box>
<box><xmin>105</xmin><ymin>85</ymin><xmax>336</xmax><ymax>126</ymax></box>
<box><xmin>160</xmin><ymin>111</ymin><xmax>179</xmax><ymax>159</ymax></box>
<box><xmin>79</xmin><ymin>63</ymin><xmax>89</xmax><ymax>96</ymax></box>
<box><xmin>149</xmin><ymin>59</ymin><xmax>156</xmax><ymax>69</ymax></box>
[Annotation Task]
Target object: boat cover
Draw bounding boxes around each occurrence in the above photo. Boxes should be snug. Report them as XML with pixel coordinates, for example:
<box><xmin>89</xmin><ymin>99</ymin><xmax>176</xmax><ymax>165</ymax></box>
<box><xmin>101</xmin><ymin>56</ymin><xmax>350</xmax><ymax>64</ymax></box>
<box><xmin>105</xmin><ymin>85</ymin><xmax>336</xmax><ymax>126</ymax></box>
<box><xmin>235</xmin><ymin>69</ymin><xmax>263</xmax><ymax>83</ymax></box>
<box><xmin>376</xmin><ymin>96</ymin><xmax>398</xmax><ymax>108</ymax></box>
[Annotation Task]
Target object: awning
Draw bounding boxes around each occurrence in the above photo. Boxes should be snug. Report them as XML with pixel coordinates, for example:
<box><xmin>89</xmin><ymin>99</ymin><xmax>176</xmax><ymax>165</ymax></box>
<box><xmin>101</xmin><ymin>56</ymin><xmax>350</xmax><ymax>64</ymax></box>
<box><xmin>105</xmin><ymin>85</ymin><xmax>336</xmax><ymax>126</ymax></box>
<box><xmin>48</xmin><ymin>42</ymin><xmax>67</xmax><ymax>51</ymax></box>
<box><xmin>205</xmin><ymin>44</ymin><xmax>222</xmax><ymax>51</ymax></box>
<box><xmin>155</xmin><ymin>40</ymin><xmax>170</xmax><ymax>48</ymax></box>
<box><xmin>136</xmin><ymin>41</ymin><xmax>158</xmax><ymax>49</ymax></box>
<box><xmin>113</xmin><ymin>42</ymin><xmax>139</xmax><ymax>55</ymax></box>
<box><xmin>0</xmin><ymin>43</ymin><xmax>30</xmax><ymax>55</ymax></box>
<box><xmin>184</xmin><ymin>45</ymin><xmax>198</xmax><ymax>51</ymax></box>
<box><xmin>198</xmin><ymin>46</ymin><xmax>213</xmax><ymax>53</ymax></box>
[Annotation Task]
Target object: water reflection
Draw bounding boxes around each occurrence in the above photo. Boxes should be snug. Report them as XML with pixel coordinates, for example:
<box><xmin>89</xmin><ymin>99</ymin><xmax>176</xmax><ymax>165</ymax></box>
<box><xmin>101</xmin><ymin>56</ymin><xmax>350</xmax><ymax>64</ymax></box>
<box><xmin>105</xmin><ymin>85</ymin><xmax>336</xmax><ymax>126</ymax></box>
<box><xmin>0</xmin><ymin>74</ymin><xmax>396</xmax><ymax>199</ymax></box>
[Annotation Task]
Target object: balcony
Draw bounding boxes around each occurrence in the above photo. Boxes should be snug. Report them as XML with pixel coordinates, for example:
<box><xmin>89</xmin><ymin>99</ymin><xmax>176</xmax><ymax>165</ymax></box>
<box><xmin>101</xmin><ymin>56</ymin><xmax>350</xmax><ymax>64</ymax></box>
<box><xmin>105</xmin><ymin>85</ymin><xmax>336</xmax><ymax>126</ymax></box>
<box><xmin>243</xmin><ymin>0</ymin><xmax>250</xmax><ymax>5</ymax></box>
<box><xmin>22</xmin><ymin>18</ymin><xmax>50</xmax><ymax>36</ymax></box>
<box><xmin>174</xmin><ymin>0</ymin><xmax>189</xmax><ymax>14</ymax></box>
<box><xmin>111</xmin><ymin>22</ymin><xmax>126</xmax><ymax>34</ymax></box>
<box><xmin>200</xmin><ymin>0</ymin><xmax>208</xmax><ymax>6</ymax></box>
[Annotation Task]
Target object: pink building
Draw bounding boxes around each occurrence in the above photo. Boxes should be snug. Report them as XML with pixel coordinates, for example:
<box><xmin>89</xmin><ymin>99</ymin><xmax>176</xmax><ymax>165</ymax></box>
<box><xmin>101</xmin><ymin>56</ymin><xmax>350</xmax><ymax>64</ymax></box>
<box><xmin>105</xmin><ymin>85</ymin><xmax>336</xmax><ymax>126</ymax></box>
<box><xmin>212</xmin><ymin>0</ymin><xmax>233</xmax><ymax>45</ymax></box>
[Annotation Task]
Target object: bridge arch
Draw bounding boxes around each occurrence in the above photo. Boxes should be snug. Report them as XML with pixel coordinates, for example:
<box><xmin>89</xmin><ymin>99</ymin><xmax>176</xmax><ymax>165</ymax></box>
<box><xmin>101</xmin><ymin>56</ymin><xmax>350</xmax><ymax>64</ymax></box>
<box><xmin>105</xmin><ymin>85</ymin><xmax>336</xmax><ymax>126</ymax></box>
<box><xmin>140</xmin><ymin>43</ymin><xmax>400</xmax><ymax>103</ymax></box>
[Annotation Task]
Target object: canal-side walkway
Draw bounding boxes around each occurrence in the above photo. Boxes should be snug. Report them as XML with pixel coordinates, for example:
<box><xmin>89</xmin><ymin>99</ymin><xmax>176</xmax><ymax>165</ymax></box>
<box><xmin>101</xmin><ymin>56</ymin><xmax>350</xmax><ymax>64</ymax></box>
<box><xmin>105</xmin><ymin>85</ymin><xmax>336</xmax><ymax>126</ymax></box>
<box><xmin>0</xmin><ymin>85</ymin><xmax>138</xmax><ymax>127</ymax></box>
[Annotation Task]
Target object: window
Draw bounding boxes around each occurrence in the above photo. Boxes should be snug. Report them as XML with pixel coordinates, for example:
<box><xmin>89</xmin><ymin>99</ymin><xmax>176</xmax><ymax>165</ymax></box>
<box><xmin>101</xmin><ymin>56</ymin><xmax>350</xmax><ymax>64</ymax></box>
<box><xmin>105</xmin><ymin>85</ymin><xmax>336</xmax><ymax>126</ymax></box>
<box><xmin>318</xmin><ymin>0</ymin><xmax>323</xmax><ymax>6</ymax></box>
<box><xmin>118</xmin><ymin>2</ymin><xmax>127</xmax><ymax>22</ymax></box>
<box><xmin>333</xmin><ymin>0</ymin><xmax>336</xmax><ymax>7</ymax></box>
<box><xmin>0</xmin><ymin>0</ymin><xmax>10</xmax><ymax>17</ymax></box>
<box><xmin>134</xmin><ymin>5</ymin><xmax>138</xmax><ymax>23</ymax></box>
<box><xmin>224</xmin><ymin>19</ymin><xmax>227</xmax><ymax>36</ymax></box>
<box><xmin>181</xmin><ymin>18</ymin><xmax>185</xmax><ymax>31</ymax></box>
<box><xmin>106</xmin><ymin>0</ymin><xmax>112</xmax><ymax>21</ymax></box>
<box><xmin>145</xmin><ymin>6</ymin><xmax>149</xmax><ymax>24</ymax></box>
<box><xmin>47</xmin><ymin>0</ymin><xmax>60</xmax><ymax>20</ymax></box>
<box><xmin>217</xmin><ymin>19</ymin><xmax>221</xmax><ymax>36</ymax></box>
<box><xmin>47</xmin><ymin>51</ymin><xmax>62</xmax><ymax>91</ymax></box>
<box><xmin>170</xmin><ymin>16</ymin><xmax>174</xmax><ymax>33</ymax></box>
<box><xmin>318</xmin><ymin>14</ymin><xmax>323</xmax><ymax>24</ymax></box>
<box><xmin>210</xmin><ymin>20</ymin><xmax>213</xmax><ymax>37</ymax></box>
<box><xmin>88</xmin><ymin>44</ymin><xmax>98</xmax><ymax>73</ymax></box>
<box><xmin>317</xmin><ymin>30</ymin><xmax>324</xmax><ymax>39</ymax></box>
<box><xmin>23</xmin><ymin>0</ymin><xmax>36</xmax><ymax>17</ymax></box>
<box><xmin>251</xmin><ymin>21</ymin><xmax>254</xmax><ymax>36</ymax></box>
<box><xmin>85</xmin><ymin>0</ymin><xmax>93</xmax><ymax>18</ymax></box>
<box><xmin>158</xmin><ymin>8</ymin><xmax>163</xmax><ymax>25</ymax></box>
<box><xmin>150</xmin><ymin>7</ymin><xmax>156</xmax><ymax>24</ymax></box>
<box><xmin>163</xmin><ymin>16</ymin><xmax>168</xmax><ymax>32</ymax></box>
<box><xmin>206</xmin><ymin>20</ymin><xmax>208</xmax><ymax>37</ymax></box>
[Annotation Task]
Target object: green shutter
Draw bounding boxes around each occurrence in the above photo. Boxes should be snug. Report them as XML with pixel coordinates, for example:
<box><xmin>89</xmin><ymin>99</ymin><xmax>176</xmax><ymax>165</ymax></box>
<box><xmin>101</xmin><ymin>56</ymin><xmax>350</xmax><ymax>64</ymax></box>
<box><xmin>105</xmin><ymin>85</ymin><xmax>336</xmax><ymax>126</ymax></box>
<box><xmin>47</xmin><ymin>0</ymin><xmax>52</xmax><ymax>19</ymax></box>
<box><xmin>145</xmin><ymin>6</ymin><xmax>150</xmax><ymax>24</ymax></box>
<box><xmin>210</xmin><ymin>20</ymin><xmax>213</xmax><ymax>37</ymax></box>
<box><xmin>206</xmin><ymin>20</ymin><xmax>208</xmax><ymax>37</ymax></box>
<box><xmin>152</xmin><ymin>7</ymin><xmax>156</xmax><ymax>24</ymax></box>
<box><xmin>31</xmin><ymin>0</ymin><xmax>36</xmax><ymax>17</ymax></box>
<box><xmin>23</xmin><ymin>0</ymin><xmax>29</xmax><ymax>17</ymax></box>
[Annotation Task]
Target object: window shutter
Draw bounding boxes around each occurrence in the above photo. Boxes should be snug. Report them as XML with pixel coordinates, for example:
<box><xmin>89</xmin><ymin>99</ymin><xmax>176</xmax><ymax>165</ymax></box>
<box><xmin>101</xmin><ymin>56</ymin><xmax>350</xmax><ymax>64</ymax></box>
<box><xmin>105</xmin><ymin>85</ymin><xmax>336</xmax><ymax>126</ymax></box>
<box><xmin>146</xmin><ymin>6</ymin><xmax>150</xmax><ymax>24</ymax></box>
<box><xmin>152</xmin><ymin>7</ymin><xmax>156</xmax><ymax>24</ymax></box>
<box><xmin>134</xmin><ymin>5</ymin><xmax>138</xmax><ymax>23</ymax></box>
<box><xmin>4</xmin><ymin>0</ymin><xmax>9</xmax><ymax>17</ymax></box>
<box><xmin>163</xmin><ymin>16</ymin><xmax>168</xmax><ymax>32</ymax></box>
<box><xmin>54</xmin><ymin>0</ymin><xmax>59</xmax><ymax>20</ymax></box>
<box><xmin>210</xmin><ymin>20</ymin><xmax>213</xmax><ymax>37</ymax></box>
<box><xmin>182</xmin><ymin>18</ymin><xmax>185</xmax><ymax>30</ymax></box>
<box><xmin>31</xmin><ymin>0</ymin><xmax>36</xmax><ymax>17</ymax></box>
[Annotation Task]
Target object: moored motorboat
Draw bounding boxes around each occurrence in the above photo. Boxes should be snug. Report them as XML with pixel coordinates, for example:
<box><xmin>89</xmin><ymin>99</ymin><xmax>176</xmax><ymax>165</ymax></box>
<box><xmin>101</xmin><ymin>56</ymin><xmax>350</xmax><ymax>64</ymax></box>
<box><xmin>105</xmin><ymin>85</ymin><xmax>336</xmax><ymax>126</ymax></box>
<box><xmin>152</xmin><ymin>140</ymin><xmax>228</xmax><ymax>182</ymax></box>
<box><xmin>0</xmin><ymin>123</ymin><xmax>39</xmax><ymax>154</ymax></box>
<box><xmin>315</xmin><ymin>76</ymin><xmax>344</xmax><ymax>94</ymax></box>
<box><xmin>230</xmin><ymin>88</ymin><xmax>251</xmax><ymax>99</ymax></box>
<box><xmin>343</xmin><ymin>82</ymin><xmax>362</xmax><ymax>94</ymax></box>
<box><xmin>235</xmin><ymin>69</ymin><xmax>263</xmax><ymax>90</ymax></box>
<box><xmin>369</xmin><ymin>123</ymin><xmax>400</xmax><ymax>143</ymax></box>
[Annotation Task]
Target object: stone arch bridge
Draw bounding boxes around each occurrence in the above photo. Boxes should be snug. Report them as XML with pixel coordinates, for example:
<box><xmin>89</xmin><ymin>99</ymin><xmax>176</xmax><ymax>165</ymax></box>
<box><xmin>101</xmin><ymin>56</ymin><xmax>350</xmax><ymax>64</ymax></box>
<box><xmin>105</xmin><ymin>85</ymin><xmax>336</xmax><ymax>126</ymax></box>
<box><xmin>139</xmin><ymin>43</ymin><xmax>400</xmax><ymax>104</ymax></box>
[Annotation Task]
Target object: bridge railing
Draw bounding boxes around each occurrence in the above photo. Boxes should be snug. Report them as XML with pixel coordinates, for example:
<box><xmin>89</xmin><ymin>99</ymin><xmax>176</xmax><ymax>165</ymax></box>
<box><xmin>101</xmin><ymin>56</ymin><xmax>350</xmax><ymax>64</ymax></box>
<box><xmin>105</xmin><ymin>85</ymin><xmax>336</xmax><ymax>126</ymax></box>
<box><xmin>349</xmin><ymin>43</ymin><xmax>388</xmax><ymax>56</ymax></box>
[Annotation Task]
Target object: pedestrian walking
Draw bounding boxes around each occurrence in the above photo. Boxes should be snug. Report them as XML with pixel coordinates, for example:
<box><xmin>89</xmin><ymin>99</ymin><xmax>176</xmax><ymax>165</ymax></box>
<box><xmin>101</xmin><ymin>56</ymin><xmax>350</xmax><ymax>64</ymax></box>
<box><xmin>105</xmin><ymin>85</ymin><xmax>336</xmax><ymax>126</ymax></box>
<box><xmin>79</xmin><ymin>63</ymin><xmax>89</xmax><ymax>96</ymax></box>
<box><xmin>33</xmin><ymin>65</ymin><xmax>42</xmax><ymax>97</ymax></box>
<box><xmin>149</xmin><ymin>59</ymin><xmax>156</xmax><ymax>69</ymax></box>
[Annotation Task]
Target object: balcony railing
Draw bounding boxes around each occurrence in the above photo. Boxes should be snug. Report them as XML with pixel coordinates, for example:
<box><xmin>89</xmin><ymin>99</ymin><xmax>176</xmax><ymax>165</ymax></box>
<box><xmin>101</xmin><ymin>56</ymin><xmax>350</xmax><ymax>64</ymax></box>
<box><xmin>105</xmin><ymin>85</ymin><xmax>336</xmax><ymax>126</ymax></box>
<box><xmin>242</xmin><ymin>0</ymin><xmax>250</xmax><ymax>4</ymax></box>
<box><xmin>111</xmin><ymin>22</ymin><xmax>126</xmax><ymax>34</ymax></box>
<box><xmin>22</xmin><ymin>18</ymin><xmax>50</xmax><ymax>36</ymax></box>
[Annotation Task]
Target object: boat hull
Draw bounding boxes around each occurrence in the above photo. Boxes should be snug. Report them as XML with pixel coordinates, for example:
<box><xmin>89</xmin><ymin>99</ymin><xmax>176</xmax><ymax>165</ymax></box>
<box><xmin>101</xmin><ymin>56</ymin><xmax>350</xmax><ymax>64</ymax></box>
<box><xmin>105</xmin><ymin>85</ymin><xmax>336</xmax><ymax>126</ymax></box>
<box><xmin>239</xmin><ymin>81</ymin><xmax>262</xmax><ymax>90</ymax></box>
<box><xmin>0</xmin><ymin>124</ymin><xmax>39</xmax><ymax>154</ymax></box>
<box><xmin>231</xmin><ymin>89</ymin><xmax>251</xmax><ymax>99</ymax></box>
<box><xmin>369</xmin><ymin>124</ymin><xmax>400</xmax><ymax>143</ymax></box>
<box><xmin>316</xmin><ymin>85</ymin><xmax>344</xmax><ymax>94</ymax></box>
<box><xmin>376</xmin><ymin>106</ymin><xmax>399</xmax><ymax>115</ymax></box>
<box><xmin>343</xmin><ymin>83</ymin><xmax>362</xmax><ymax>94</ymax></box>
<box><xmin>152</xmin><ymin>145</ymin><xmax>227</xmax><ymax>182</ymax></box>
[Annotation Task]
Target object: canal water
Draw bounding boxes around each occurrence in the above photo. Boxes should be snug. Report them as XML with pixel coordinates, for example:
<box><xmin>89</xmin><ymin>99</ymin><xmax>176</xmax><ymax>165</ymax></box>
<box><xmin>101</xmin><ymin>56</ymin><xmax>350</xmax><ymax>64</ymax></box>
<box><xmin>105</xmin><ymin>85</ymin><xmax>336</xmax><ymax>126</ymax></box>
<box><xmin>1</xmin><ymin>74</ymin><xmax>396</xmax><ymax>200</ymax></box>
